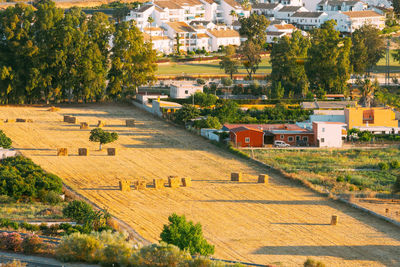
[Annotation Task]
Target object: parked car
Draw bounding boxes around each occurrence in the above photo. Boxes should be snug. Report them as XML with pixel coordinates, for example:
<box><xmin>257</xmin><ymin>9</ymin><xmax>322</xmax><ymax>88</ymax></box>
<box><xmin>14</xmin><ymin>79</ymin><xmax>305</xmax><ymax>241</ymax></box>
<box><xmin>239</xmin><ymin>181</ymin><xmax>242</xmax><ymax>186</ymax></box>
<box><xmin>274</xmin><ymin>140</ymin><xmax>290</xmax><ymax>147</ymax></box>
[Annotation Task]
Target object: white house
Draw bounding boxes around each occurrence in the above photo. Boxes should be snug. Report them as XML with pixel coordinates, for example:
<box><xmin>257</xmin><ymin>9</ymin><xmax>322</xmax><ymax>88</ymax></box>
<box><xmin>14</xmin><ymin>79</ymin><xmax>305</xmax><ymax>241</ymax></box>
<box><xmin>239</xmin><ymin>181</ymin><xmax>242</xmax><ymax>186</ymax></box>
<box><xmin>170</xmin><ymin>82</ymin><xmax>203</xmax><ymax>98</ymax></box>
<box><xmin>260</xmin><ymin>0</ymin><xmax>303</xmax><ymax>6</ymax></box>
<box><xmin>266</xmin><ymin>31</ymin><xmax>288</xmax><ymax>43</ymax></box>
<box><xmin>251</xmin><ymin>3</ymin><xmax>283</xmax><ymax>19</ymax></box>
<box><xmin>164</xmin><ymin>21</ymin><xmax>198</xmax><ymax>52</ymax></box>
<box><xmin>125</xmin><ymin>4</ymin><xmax>155</xmax><ymax>29</ymax></box>
<box><xmin>207</xmin><ymin>27</ymin><xmax>241</xmax><ymax>51</ymax></box>
<box><xmin>143</xmin><ymin>32</ymin><xmax>173</xmax><ymax>54</ymax></box>
<box><xmin>267</xmin><ymin>23</ymin><xmax>297</xmax><ymax>33</ymax></box>
<box><xmin>189</xmin><ymin>20</ymin><xmax>216</xmax><ymax>29</ymax></box>
<box><xmin>200</xmin><ymin>0</ymin><xmax>224</xmax><ymax>23</ymax></box>
<box><xmin>290</xmin><ymin>11</ymin><xmax>328</xmax><ymax>29</ymax></box>
<box><xmin>316</xmin><ymin>0</ymin><xmax>367</xmax><ymax>15</ymax></box>
<box><xmin>275</xmin><ymin>6</ymin><xmax>308</xmax><ymax>22</ymax></box>
<box><xmin>313</xmin><ymin>121</ymin><xmax>346</xmax><ymax>148</ymax></box>
<box><xmin>221</xmin><ymin>0</ymin><xmax>250</xmax><ymax>25</ymax></box>
<box><xmin>330</xmin><ymin>10</ymin><xmax>385</xmax><ymax>33</ymax></box>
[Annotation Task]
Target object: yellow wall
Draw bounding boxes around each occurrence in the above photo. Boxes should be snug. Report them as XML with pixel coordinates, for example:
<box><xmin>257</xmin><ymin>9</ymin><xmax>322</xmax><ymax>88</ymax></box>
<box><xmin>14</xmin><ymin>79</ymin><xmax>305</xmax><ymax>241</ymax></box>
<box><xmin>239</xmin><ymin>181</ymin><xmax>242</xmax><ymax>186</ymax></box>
<box><xmin>345</xmin><ymin>107</ymin><xmax>398</xmax><ymax>129</ymax></box>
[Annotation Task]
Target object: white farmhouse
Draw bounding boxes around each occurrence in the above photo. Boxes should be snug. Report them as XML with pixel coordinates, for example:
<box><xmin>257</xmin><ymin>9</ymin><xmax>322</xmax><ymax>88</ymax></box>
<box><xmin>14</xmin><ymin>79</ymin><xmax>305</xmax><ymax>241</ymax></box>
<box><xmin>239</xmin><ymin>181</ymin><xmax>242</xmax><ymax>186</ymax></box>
<box><xmin>207</xmin><ymin>27</ymin><xmax>241</xmax><ymax>51</ymax></box>
<box><xmin>170</xmin><ymin>82</ymin><xmax>203</xmax><ymax>98</ymax></box>
<box><xmin>251</xmin><ymin>3</ymin><xmax>283</xmax><ymax>19</ymax></box>
<box><xmin>316</xmin><ymin>0</ymin><xmax>367</xmax><ymax>15</ymax></box>
<box><xmin>275</xmin><ymin>6</ymin><xmax>309</xmax><ymax>22</ymax></box>
<box><xmin>330</xmin><ymin>10</ymin><xmax>385</xmax><ymax>33</ymax></box>
<box><xmin>313</xmin><ymin>121</ymin><xmax>346</xmax><ymax>148</ymax></box>
<box><xmin>290</xmin><ymin>11</ymin><xmax>328</xmax><ymax>29</ymax></box>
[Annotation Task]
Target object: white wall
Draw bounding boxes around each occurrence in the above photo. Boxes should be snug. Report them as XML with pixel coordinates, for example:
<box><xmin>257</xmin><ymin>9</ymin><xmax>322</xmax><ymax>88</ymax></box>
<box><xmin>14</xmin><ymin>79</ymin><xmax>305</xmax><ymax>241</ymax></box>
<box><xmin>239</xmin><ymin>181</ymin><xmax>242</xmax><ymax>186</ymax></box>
<box><xmin>314</xmin><ymin>123</ymin><xmax>344</xmax><ymax>148</ymax></box>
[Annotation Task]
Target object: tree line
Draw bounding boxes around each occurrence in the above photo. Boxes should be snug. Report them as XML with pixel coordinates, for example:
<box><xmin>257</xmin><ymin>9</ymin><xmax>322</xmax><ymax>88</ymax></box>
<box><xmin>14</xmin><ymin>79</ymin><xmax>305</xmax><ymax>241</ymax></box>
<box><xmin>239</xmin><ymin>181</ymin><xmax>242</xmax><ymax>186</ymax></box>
<box><xmin>0</xmin><ymin>0</ymin><xmax>156</xmax><ymax>104</ymax></box>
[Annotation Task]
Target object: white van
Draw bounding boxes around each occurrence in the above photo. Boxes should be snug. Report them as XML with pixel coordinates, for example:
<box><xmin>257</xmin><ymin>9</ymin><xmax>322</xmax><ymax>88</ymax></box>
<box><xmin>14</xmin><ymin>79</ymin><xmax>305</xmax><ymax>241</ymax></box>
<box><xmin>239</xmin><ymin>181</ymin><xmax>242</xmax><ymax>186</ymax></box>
<box><xmin>274</xmin><ymin>140</ymin><xmax>290</xmax><ymax>147</ymax></box>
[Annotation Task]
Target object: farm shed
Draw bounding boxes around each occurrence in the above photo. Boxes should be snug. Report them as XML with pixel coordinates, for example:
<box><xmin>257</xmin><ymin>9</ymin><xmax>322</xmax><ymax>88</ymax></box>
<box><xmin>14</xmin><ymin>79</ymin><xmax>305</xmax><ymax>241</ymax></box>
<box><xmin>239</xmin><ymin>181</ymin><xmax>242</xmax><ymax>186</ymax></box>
<box><xmin>230</xmin><ymin>126</ymin><xmax>264</xmax><ymax>147</ymax></box>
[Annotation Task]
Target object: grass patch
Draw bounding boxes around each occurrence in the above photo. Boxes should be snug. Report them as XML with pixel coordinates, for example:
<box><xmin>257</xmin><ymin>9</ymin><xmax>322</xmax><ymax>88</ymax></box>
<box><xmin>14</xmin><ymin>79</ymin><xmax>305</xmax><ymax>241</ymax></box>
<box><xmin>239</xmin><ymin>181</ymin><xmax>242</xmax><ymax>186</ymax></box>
<box><xmin>248</xmin><ymin>147</ymin><xmax>400</xmax><ymax>193</ymax></box>
<box><xmin>0</xmin><ymin>202</ymin><xmax>64</xmax><ymax>221</ymax></box>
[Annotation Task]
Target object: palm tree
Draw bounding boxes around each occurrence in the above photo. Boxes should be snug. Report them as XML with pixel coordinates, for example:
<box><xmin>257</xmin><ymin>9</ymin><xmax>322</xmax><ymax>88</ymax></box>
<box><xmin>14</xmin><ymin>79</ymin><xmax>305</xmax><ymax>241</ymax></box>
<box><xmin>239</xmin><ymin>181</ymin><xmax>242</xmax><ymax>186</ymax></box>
<box><xmin>230</xmin><ymin>10</ymin><xmax>237</xmax><ymax>21</ymax></box>
<box><xmin>356</xmin><ymin>78</ymin><xmax>379</xmax><ymax>108</ymax></box>
<box><xmin>147</xmin><ymin>16</ymin><xmax>155</xmax><ymax>42</ymax></box>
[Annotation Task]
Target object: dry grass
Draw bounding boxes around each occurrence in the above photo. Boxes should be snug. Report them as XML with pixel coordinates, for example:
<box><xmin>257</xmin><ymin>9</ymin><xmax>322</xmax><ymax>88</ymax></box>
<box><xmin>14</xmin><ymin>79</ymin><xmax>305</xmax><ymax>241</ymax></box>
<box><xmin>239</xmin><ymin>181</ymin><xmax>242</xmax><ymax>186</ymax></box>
<box><xmin>0</xmin><ymin>104</ymin><xmax>399</xmax><ymax>266</ymax></box>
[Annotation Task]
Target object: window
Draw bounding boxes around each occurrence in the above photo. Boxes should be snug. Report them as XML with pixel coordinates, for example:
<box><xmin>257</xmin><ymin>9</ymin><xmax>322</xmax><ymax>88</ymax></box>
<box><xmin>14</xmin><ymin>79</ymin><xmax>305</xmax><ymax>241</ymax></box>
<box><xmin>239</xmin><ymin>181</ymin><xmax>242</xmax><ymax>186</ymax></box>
<box><xmin>296</xmin><ymin>136</ymin><xmax>300</xmax><ymax>141</ymax></box>
<box><xmin>302</xmin><ymin>136</ymin><xmax>308</xmax><ymax>142</ymax></box>
<box><xmin>322</xmin><ymin>127</ymin><xmax>325</xmax><ymax>132</ymax></box>
<box><xmin>185</xmin><ymin>90</ymin><xmax>188</xmax><ymax>94</ymax></box>
<box><xmin>245</xmin><ymin>137</ymin><xmax>250</xmax><ymax>143</ymax></box>
<box><xmin>280</xmin><ymin>135</ymin><xmax>284</xmax><ymax>139</ymax></box>
<box><xmin>321</xmin><ymin>138</ymin><xmax>325</xmax><ymax>143</ymax></box>
<box><xmin>288</xmin><ymin>136</ymin><xmax>294</xmax><ymax>142</ymax></box>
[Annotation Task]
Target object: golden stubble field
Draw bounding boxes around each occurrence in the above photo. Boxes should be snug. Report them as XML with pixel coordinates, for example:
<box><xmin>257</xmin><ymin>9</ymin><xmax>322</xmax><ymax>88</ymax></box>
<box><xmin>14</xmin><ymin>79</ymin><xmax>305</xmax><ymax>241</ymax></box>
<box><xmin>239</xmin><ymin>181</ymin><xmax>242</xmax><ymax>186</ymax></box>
<box><xmin>1</xmin><ymin>104</ymin><xmax>399</xmax><ymax>267</ymax></box>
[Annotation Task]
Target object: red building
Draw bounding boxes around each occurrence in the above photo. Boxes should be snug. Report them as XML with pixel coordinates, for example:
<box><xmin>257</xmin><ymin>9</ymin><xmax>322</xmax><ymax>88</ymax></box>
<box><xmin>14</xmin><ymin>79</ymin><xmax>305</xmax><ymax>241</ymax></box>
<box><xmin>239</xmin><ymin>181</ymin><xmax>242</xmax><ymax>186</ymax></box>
<box><xmin>229</xmin><ymin>126</ymin><xmax>264</xmax><ymax>147</ymax></box>
<box><xmin>270</xmin><ymin>129</ymin><xmax>315</xmax><ymax>146</ymax></box>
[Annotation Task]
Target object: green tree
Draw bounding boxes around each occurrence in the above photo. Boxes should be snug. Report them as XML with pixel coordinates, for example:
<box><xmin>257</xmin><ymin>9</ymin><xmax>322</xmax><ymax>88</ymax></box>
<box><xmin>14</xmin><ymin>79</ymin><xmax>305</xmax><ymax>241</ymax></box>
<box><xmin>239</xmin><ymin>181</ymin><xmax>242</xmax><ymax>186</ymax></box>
<box><xmin>352</xmin><ymin>25</ymin><xmax>385</xmax><ymax>75</ymax></box>
<box><xmin>107</xmin><ymin>21</ymin><xmax>157</xmax><ymax>98</ymax></box>
<box><xmin>193</xmin><ymin>92</ymin><xmax>218</xmax><ymax>108</ymax></box>
<box><xmin>305</xmin><ymin>20</ymin><xmax>351</xmax><ymax>93</ymax></box>
<box><xmin>174</xmin><ymin>104</ymin><xmax>200</xmax><ymax>124</ymax></box>
<box><xmin>350</xmin><ymin>32</ymin><xmax>368</xmax><ymax>75</ymax></box>
<box><xmin>63</xmin><ymin>200</ymin><xmax>94</xmax><ymax>224</ymax></box>
<box><xmin>270</xmin><ymin>31</ymin><xmax>310</xmax><ymax>97</ymax></box>
<box><xmin>219</xmin><ymin>45</ymin><xmax>239</xmax><ymax>79</ymax></box>
<box><xmin>356</xmin><ymin>78</ymin><xmax>379</xmax><ymax>107</ymax></box>
<box><xmin>0</xmin><ymin>130</ymin><xmax>12</xmax><ymax>149</ymax></box>
<box><xmin>89</xmin><ymin>128</ymin><xmax>118</xmax><ymax>150</ymax></box>
<box><xmin>238</xmin><ymin>13</ymin><xmax>270</xmax><ymax>46</ymax></box>
<box><xmin>193</xmin><ymin>116</ymin><xmax>222</xmax><ymax>129</ymax></box>
<box><xmin>393</xmin><ymin>175</ymin><xmax>400</xmax><ymax>194</ymax></box>
<box><xmin>240</xmin><ymin>41</ymin><xmax>262</xmax><ymax>80</ymax></box>
<box><xmin>221</xmin><ymin>77</ymin><xmax>233</xmax><ymax>87</ymax></box>
<box><xmin>160</xmin><ymin>213</ymin><xmax>215</xmax><ymax>256</ymax></box>
<box><xmin>394</xmin><ymin>0</ymin><xmax>400</xmax><ymax>17</ymax></box>
<box><xmin>213</xmin><ymin>100</ymin><xmax>240</xmax><ymax>123</ymax></box>
<box><xmin>112</xmin><ymin>6</ymin><xmax>129</xmax><ymax>23</ymax></box>
<box><xmin>271</xmin><ymin>81</ymin><xmax>284</xmax><ymax>99</ymax></box>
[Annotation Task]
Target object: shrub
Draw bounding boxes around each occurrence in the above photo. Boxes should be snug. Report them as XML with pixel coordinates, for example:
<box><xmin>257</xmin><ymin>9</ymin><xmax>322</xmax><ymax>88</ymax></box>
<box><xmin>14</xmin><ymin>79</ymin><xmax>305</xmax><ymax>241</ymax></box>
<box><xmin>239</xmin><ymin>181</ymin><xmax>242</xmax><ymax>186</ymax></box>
<box><xmin>378</xmin><ymin>162</ymin><xmax>389</xmax><ymax>170</ymax></box>
<box><xmin>304</xmin><ymin>258</ymin><xmax>326</xmax><ymax>267</ymax></box>
<box><xmin>196</xmin><ymin>78</ymin><xmax>206</xmax><ymax>85</ymax></box>
<box><xmin>336</xmin><ymin>176</ymin><xmax>345</xmax><ymax>182</ymax></box>
<box><xmin>160</xmin><ymin>213</ymin><xmax>215</xmax><ymax>256</ymax></box>
<box><xmin>99</xmin><ymin>242</ymin><xmax>134</xmax><ymax>267</ymax></box>
<box><xmin>56</xmin><ymin>232</ymin><xmax>102</xmax><ymax>263</ymax></box>
<box><xmin>138</xmin><ymin>242</ymin><xmax>191</xmax><ymax>266</ymax></box>
<box><xmin>5</xmin><ymin>232</ymin><xmax>23</xmax><ymax>252</ymax></box>
<box><xmin>0</xmin><ymin>130</ymin><xmax>12</xmax><ymax>149</ymax></box>
<box><xmin>0</xmin><ymin>194</ymin><xmax>14</xmax><ymax>203</ymax></box>
<box><xmin>41</xmin><ymin>190</ymin><xmax>62</xmax><ymax>205</ymax></box>
<box><xmin>19</xmin><ymin>222</ymin><xmax>40</xmax><ymax>232</ymax></box>
<box><xmin>0</xmin><ymin>232</ymin><xmax>9</xmax><ymax>249</ymax></box>
<box><xmin>393</xmin><ymin>175</ymin><xmax>400</xmax><ymax>194</ymax></box>
<box><xmin>21</xmin><ymin>234</ymin><xmax>44</xmax><ymax>254</ymax></box>
<box><xmin>390</xmin><ymin>160</ymin><xmax>400</xmax><ymax>169</ymax></box>
<box><xmin>63</xmin><ymin>200</ymin><xmax>94</xmax><ymax>224</ymax></box>
<box><xmin>1</xmin><ymin>260</ymin><xmax>27</xmax><ymax>267</ymax></box>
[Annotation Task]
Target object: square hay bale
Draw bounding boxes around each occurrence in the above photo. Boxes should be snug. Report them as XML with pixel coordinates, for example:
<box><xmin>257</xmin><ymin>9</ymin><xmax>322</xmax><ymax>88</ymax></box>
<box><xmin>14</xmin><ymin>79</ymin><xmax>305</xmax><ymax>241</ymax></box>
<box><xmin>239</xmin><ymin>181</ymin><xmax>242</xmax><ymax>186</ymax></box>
<box><xmin>258</xmin><ymin>174</ymin><xmax>268</xmax><ymax>184</ymax></box>
<box><xmin>49</xmin><ymin>106</ymin><xmax>60</xmax><ymax>112</ymax></box>
<box><xmin>78</xmin><ymin>148</ymin><xmax>88</xmax><ymax>156</ymax></box>
<box><xmin>231</xmin><ymin>172</ymin><xmax>243</xmax><ymax>182</ymax></box>
<box><xmin>63</xmin><ymin>116</ymin><xmax>70</xmax><ymax>122</ymax></box>
<box><xmin>181</xmin><ymin>177</ymin><xmax>191</xmax><ymax>187</ymax></box>
<box><xmin>168</xmin><ymin>177</ymin><xmax>181</xmax><ymax>188</ymax></box>
<box><xmin>80</xmin><ymin>122</ymin><xmax>89</xmax><ymax>129</ymax></box>
<box><xmin>126</xmin><ymin>119</ymin><xmax>135</xmax><ymax>127</ymax></box>
<box><xmin>67</xmin><ymin>117</ymin><xmax>77</xmax><ymax>124</ymax></box>
<box><xmin>97</xmin><ymin>120</ymin><xmax>106</xmax><ymax>127</ymax></box>
<box><xmin>57</xmin><ymin>148</ymin><xmax>68</xmax><ymax>156</ymax></box>
<box><xmin>16</xmin><ymin>118</ymin><xmax>26</xmax><ymax>122</ymax></box>
<box><xmin>133</xmin><ymin>179</ymin><xmax>147</xmax><ymax>190</ymax></box>
<box><xmin>107</xmin><ymin>148</ymin><xmax>116</xmax><ymax>156</ymax></box>
<box><xmin>331</xmin><ymin>215</ymin><xmax>338</xmax><ymax>225</ymax></box>
<box><xmin>6</xmin><ymin>119</ymin><xmax>15</xmax><ymax>123</ymax></box>
<box><xmin>119</xmin><ymin>180</ymin><xmax>131</xmax><ymax>192</ymax></box>
<box><xmin>153</xmin><ymin>178</ymin><xmax>165</xmax><ymax>189</ymax></box>
<box><xmin>27</xmin><ymin>119</ymin><xmax>33</xmax><ymax>123</ymax></box>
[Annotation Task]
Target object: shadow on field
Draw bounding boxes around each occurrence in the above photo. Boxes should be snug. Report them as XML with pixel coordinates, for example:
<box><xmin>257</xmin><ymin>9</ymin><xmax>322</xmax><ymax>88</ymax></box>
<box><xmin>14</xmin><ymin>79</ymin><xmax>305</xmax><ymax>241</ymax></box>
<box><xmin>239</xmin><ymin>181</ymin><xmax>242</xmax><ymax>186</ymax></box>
<box><xmin>200</xmin><ymin>199</ymin><xmax>330</xmax><ymax>205</ymax></box>
<box><xmin>270</xmin><ymin>222</ymin><xmax>330</xmax><ymax>226</ymax></box>
<box><xmin>252</xmin><ymin>245</ymin><xmax>400</xmax><ymax>265</ymax></box>
<box><xmin>81</xmin><ymin>186</ymin><xmax>119</xmax><ymax>191</ymax></box>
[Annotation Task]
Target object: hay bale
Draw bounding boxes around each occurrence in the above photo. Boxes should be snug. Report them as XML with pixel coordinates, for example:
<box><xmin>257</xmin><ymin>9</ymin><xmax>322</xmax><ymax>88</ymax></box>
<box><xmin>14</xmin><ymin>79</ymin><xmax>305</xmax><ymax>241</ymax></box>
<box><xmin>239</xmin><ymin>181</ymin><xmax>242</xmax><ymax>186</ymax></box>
<box><xmin>6</xmin><ymin>119</ymin><xmax>15</xmax><ymax>123</ymax></box>
<box><xmin>168</xmin><ymin>177</ymin><xmax>180</xmax><ymax>188</ymax></box>
<box><xmin>27</xmin><ymin>119</ymin><xmax>33</xmax><ymax>123</ymax></box>
<box><xmin>63</xmin><ymin>116</ymin><xmax>70</xmax><ymax>122</ymax></box>
<box><xmin>67</xmin><ymin>117</ymin><xmax>77</xmax><ymax>124</ymax></box>
<box><xmin>107</xmin><ymin>148</ymin><xmax>116</xmax><ymax>156</ymax></box>
<box><xmin>133</xmin><ymin>179</ymin><xmax>147</xmax><ymax>190</ymax></box>
<box><xmin>49</xmin><ymin>106</ymin><xmax>60</xmax><ymax>112</ymax></box>
<box><xmin>231</xmin><ymin>172</ymin><xmax>242</xmax><ymax>182</ymax></box>
<box><xmin>153</xmin><ymin>178</ymin><xmax>165</xmax><ymax>189</ymax></box>
<box><xmin>57</xmin><ymin>148</ymin><xmax>68</xmax><ymax>156</ymax></box>
<box><xmin>78</xmin><ymin>148</ymin><xmax>88</xmax><ymax>156</ymax></box>
<box><xmin>16</xmin><ymin>118</ymin><xmax>26</xmax><ymax>122</ymax></box>
<box><xmin>97</xmin><ymin>120</ymin><xmax>106</xmax><ymax>127</ymax></box>
<box><xmin>385</xmin><ymin>208</ymin><xmax>390</xmax><ymax>214</ymax></box>
<box><xmin>80</xmin><ymin>122</ymin><xmax>89</xmax><ymax>129</ymax></box>
<box><xmin>331</xmin><ymin>215</ymin><xmax>338</xmax><ymax>225</ymax></box>
<box><xmin>181</xmin><ymin>177</ymin><xmax>191</xmax><ymax>187</ymax></box>
<box><xmin>119</xmin><ymin>180</ymin><xmax>131</xmax><ymax>192</ymax></box>
<box><xmin>126</xmin><ymin>119</ymin><xmax>135</xmax><ymax>127</ymax></box>
<box><xmin>258</xmin><ymin>174</ymin><xmax>268</xmax><ymax>184</ymax></box>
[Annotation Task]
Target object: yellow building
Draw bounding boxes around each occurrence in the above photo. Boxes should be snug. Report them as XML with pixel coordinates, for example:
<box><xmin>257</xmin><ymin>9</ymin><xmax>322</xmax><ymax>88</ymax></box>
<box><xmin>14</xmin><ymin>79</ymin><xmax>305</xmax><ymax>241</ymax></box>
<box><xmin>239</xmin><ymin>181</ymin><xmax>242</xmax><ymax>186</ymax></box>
<box><xmin>344</xmin><ymin>107</ymin><xmax>398</xmax><ymax>129</ymax></box>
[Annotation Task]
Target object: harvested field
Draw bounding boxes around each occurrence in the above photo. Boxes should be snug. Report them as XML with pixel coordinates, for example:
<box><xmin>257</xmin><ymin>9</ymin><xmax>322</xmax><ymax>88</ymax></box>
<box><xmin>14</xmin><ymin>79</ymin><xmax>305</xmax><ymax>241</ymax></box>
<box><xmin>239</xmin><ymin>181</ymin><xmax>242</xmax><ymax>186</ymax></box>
<box><xmin>0</xmin><ymin>104</ymin><xmax>399</xmax><ymax>266</ymax></box>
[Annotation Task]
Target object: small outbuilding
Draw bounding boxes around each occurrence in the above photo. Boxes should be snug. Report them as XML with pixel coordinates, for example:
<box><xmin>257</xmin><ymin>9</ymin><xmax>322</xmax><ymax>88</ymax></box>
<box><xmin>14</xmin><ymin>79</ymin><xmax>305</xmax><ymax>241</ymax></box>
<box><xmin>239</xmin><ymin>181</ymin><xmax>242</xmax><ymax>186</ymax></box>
<box><xmin>229</xmin><ymin>126</ymin><xmax>264</xmax><ymax>147</ymax></box>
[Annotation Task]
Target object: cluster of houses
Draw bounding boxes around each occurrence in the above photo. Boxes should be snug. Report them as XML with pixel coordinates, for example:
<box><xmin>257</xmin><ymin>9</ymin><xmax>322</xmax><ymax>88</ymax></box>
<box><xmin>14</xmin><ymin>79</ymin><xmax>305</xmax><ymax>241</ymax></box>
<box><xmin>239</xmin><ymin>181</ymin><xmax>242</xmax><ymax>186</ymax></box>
<box><xmin>214</xmin><ymin>106</ymin><xmax>399</xmax><ymax>148</ymax></box>
<box><xmin>122</xmin><ymin>0</ymin><xmax>389</xmax><ymax>53</ymax></box>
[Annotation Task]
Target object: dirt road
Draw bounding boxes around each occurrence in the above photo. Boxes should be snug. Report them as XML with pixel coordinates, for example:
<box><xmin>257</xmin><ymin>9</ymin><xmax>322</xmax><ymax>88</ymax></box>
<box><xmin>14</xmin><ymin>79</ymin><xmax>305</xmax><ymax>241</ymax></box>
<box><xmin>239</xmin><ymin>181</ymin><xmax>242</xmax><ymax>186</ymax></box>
<box><xmin>1</xmin><ymin>104</ymin><xmax>399</xmax><ymax>267</ymax></box>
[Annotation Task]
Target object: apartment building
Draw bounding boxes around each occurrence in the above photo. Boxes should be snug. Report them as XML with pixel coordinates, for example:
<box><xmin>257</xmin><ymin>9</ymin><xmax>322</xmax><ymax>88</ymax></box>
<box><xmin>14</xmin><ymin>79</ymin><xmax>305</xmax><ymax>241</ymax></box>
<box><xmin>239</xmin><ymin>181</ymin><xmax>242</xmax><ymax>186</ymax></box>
<box><xmin>330</xmin><ymin>10</ymin><xmax>385</xmax><ymax>33</ymax></box>
<box><xmin>207</xmin><ymin>26</ymin><xmax>241</xmax><ymax>51</ymax></box>
<box><xmin>316</xmin><ymin>0</ymin><xmax>367</xmax><ymax>15</ymax></box>
<box><xmin>220</xmin><ymin>0</ymin><xmax>250</xmax><ymax>25</ymax></box>
<box><xmin>125</xmin><ymin>4</ymin><xmax>155</xmax><ymax>29</ymax></box>
<box><xmin>290</xmin><ymin>11</ymin><xmax>329</xmax><ymax>29</ymax></box>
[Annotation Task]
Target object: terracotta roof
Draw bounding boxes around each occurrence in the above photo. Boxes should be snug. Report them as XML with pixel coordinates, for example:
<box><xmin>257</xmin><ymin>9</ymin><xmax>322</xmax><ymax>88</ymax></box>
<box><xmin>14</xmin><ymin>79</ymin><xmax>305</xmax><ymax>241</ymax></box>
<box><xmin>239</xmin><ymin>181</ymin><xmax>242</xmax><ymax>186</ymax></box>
<box><xmin>207</xmin><ymin>28</ymin><xmax>240</xmax><ymax>38</ymax></box>
<box><xmin>342</xmin><ymin>10</ymin><xmax>383</xmax><ymax>18</ymax></box>
<box><xmin>230</xmin><ymin>126</ymin><xmax>263</xmax><ymax>133</ymax></box>
<box><xmin>201</xmin><ymin>0</ymin><xmax>216</xmax><ymax>4</ymax></box>
<box><xmin>274</xmin><ymin>24</ymin><xmax>296</xmax><ymax>30</ymax></box>
<box><xmin>135</xmin><ymin>4</ymin><xmax>154</xmax><ymax>13</ymax></box>
<box><xmin>266</xmin><ymin>31</ymin><xmax>287</xmax><ymax>36</ymax></box>
<box><xmin>224</xmin><ymin>124</ymin><xmax>307</xmax><ymax>131</ymax></box>
<box><xmin>166</xmin><ymin>22</ymin><xmax>196</xmax><ymax>33</ymax></box>
<box><xmin>143</xmin><ymin>27</ymin><xmax>163</xmax><ymax>32</ymax></box>
<box><xmin>223</xmin><ymin>0</ymin><xmax>242</xmax><ymax>9</ymax></box>
<box><xmin>155</xmin><ymin>1</ymin><xmax>182</xmax><ymax>9</ymax></box>
<box><xmin>197</xmin><ymin>33</ymin><xmax>209</xmax><ymax>38</ymax></box>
